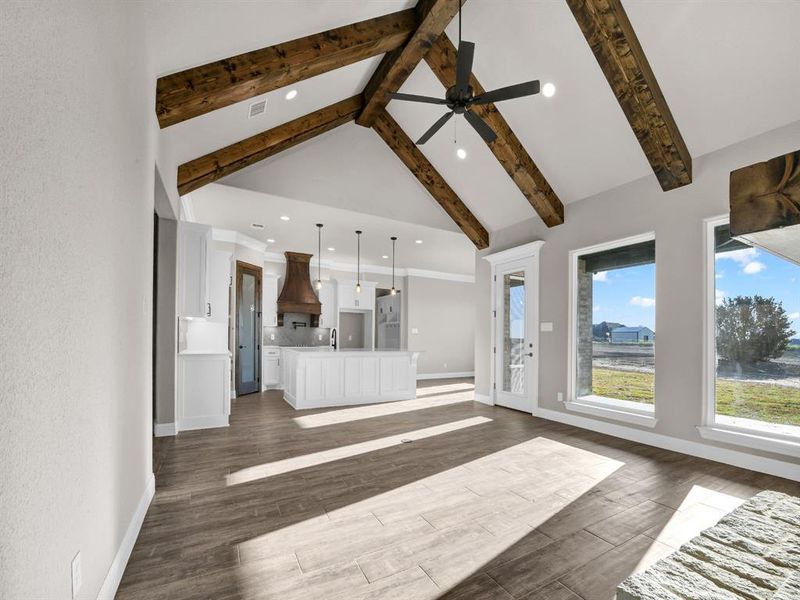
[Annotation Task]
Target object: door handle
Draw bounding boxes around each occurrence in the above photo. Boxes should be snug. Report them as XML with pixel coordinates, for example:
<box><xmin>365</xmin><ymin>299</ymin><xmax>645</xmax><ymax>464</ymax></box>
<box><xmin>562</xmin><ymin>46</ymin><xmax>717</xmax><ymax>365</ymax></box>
<box><xmin>527</xmin><ymin>352</ymin><xmax>533</xmax><ymax>357</ymax></box>
<box><xmin>239</xmin><ymin>345</ymin><xmax>247</xmax><ymax>349</ymax></box>
<box><xmin>207</xmin><ymin>303</ymin><xmax>211</xmax><ymax>317</ymax></box>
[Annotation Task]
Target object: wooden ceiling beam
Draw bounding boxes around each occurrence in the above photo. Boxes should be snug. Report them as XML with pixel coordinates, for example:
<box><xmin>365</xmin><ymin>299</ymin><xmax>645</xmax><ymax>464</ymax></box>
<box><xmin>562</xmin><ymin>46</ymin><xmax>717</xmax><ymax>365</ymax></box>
<box><xmin>177</xmin><ymin>95</ymin><xmax>363</xmax><ymax>196</ymax></box>
<box><xmin>156</xmin><ymin>9</ymin><xmax>417</xmax><ymax>128</ymax></box>
<box><xmin>356</xmin><ymin>0</ymin><xmax>462</xmax><ymax>128</ymax></box>
<box><xmin>424</xmin><ymin>35</ymin><xmax>564</xmax><ymax>227</ymax></box>
<box><xmin>566</xmin><ymin>0</ymin><xmax>692</xmax><ymax>191</ymax></box>
<box><xmin>372</xmin><ymin>111</ymin><xmax>489</xmax><ymax>250</ymax></box>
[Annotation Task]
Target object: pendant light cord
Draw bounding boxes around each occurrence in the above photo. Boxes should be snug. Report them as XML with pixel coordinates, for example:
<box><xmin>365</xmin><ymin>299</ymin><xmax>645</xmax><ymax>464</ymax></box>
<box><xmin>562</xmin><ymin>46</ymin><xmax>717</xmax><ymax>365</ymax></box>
<box><xmin>458</xmin><ymin>0</ymin><xmax>461</xmax><ymax>45</ymax></box>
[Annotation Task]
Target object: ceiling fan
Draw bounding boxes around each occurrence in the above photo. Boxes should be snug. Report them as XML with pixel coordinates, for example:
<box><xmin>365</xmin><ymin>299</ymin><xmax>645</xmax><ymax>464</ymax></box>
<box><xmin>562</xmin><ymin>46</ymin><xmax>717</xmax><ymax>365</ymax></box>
<box><xmin>388</xmin><ymin>1</ymin><xmax>540</xmax><ymax>145</ymax></box>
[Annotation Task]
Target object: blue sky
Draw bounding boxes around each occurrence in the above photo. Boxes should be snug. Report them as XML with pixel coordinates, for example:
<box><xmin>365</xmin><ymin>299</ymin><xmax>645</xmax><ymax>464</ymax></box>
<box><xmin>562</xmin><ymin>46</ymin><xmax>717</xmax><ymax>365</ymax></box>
<box><xmin>592</xmin><ymin>263</ymin><xmax>656</xmax><ymax>330</ymax></box>
<box><xmin>592</xmin><ymin>248</ymin><xmax>800</xmax><ymax>334</ymax></box>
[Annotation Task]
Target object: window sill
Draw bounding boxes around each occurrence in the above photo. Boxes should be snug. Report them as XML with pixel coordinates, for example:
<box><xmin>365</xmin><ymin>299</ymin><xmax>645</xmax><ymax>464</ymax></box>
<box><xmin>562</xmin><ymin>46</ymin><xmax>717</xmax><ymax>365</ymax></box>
<box><xmin>697</xmin><ymin>424</ymin><xmax>800</xmax><ymax>458</ymax></box>
<box><xmin>565</xmin><ymin>395</ymin><xmax>657</xmax><ymax>428</ymax></box>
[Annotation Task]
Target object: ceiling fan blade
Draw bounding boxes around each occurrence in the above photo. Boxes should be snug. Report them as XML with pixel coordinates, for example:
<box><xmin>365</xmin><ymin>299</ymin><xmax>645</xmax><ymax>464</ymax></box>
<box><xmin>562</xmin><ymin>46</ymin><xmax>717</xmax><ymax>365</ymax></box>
<box><xmin>388</xmin><ymin>92</ymin><xmax>448</xmax><ymax>105</ymax></box>
<box><xmin>416</xmin><ymin>111</ymin><xmax>454</xmax><ymax>145</ymax></box>
<box><xmin>464</xmin><ymin>110</ymin><xmax>497</xmax><ymax>144</ymax></box>
<box><xmin>472</xmin><ymin>80</ymin><xmax>540</xmax><ymax>105</ymax></box>
<box><xmin>455</xmin><ymin>40</ymin><xmax>475</xmax><ymax>95</ymax></box>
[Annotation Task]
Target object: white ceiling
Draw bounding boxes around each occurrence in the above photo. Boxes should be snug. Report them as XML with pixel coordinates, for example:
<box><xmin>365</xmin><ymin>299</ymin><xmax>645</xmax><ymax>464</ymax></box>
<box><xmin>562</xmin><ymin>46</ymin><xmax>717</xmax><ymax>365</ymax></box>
<box><xmin>151</xmin><ymin>0</ymin><xmax>800</xmax><ymax>249</ymax></box>
<box><xmin>188</xmin><ymin>184</ymin><xmax>477</xmax><ymax>275</ymax></box>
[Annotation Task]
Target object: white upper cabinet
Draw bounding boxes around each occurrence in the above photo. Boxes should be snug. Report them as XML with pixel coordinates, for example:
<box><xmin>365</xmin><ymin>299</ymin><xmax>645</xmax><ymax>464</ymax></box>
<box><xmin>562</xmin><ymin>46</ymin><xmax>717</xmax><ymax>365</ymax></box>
<box><xmin>263</xmin><ymin>273</ymin><xmax>279</xmax><ymax>327</ymax></box>
<box><xmin>207</xmin><ymin>250</ymin><xmax>232</xmax><ymax>323</ymax></box>
<box><xmin>178</xmin><ymin>222</ymin><xmax>211</xmax><ymax>318</ymax></box>
<box><xmin>337</xmin><ymin>280</ymin><xmax>376</xmax><ymax>311</ymax></box>
<box><xmin>318</xmin><ymin>280</ymin><xmax>337</xmax><ymax>329</ymax></box>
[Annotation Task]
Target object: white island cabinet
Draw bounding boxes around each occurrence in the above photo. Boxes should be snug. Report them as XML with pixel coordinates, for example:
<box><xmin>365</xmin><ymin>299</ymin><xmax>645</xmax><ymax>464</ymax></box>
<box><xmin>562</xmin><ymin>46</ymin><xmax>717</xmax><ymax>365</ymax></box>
<box><xmin>281</xmin><ymin>348</ymin><xmax>419</xmax><ymax>409</ymax></box>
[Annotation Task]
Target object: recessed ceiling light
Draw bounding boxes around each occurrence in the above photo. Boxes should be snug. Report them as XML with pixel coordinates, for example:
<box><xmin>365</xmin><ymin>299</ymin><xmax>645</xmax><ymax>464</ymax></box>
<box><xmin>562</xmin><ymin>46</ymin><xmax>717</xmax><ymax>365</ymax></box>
<box><xmin>266</xmin><ymin>238</ymin><xmax>275</xmax><ymax>243</ymax></box>
<box><xmin>250</xmin><ymin>223</ymin><xmax>264</xmax><ymax>229</ymax></box>
<box><xmin>280</xmin><ymin>215</ymin><xmax>290</xmax><ymax>221</ymax></box>
<box><xmin>542</xmin><ymin>82</ymin><xmax>556</xmax><ymax>98</ymax></box>
<box><xmin>327</xmin><ymin>247</ymin><xmax>335</xmax><ymax>252</ymax></box>
<box><xmin>456</xmin><ymin>148</ymin><xmax>467</xmax><ymax>160</ymax></box>
<box><xmin>285</xmin><ymin>89</ymin><xmax>298</xmax><ymax>100</ymax></box>
<box><xmin>382</xmin><ymin>255</ymin><xmax>389</xmax><ymax>259</ymax></box>
<box><xmin>415</xmin><ymin>240</ymin><xmax>423</xmax><ymax>244</ymax></box>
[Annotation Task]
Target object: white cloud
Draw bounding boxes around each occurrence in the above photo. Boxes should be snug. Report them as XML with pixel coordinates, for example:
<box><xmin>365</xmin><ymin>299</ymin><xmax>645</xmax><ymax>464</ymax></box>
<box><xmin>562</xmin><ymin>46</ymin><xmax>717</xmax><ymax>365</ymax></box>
<box><xmin>715</xmin><ymin>272</ymin><xmax>724</xmax><ymax>279</ymax></box>
<box><xmin>716</xmin><ymin>247</ymin><xmax>766</xmax><ymax>275</ymax></box>
<box><xmin>743</xmin><ymin>261</ymin><xmax>766</xmax><ymax>275</ymax></box>
<box><xmin>789</xmin><ymin>312</ymin><xmax>800</xmax><ymax>321</ymax></box>
<box><xmin>716</xmin><ymin>247</ymin><xmax>758</xmax><ymax>266</ymax></box>
<box><xmin>594</xmin><ymin>306</ymin><xmax>601</xmax><ymax>312</ymax></box>
<box><xmin>630</xmin><ymin>296</ymin><xmax>655</xmax><ymax>308</ymax></box>
<box><xmin>715</xmin><ymin>289</ymin><xmax>726</xmax><ymax>306</ymax></box>
<box><xmin>593</xmin><ymin>271</ymin><xmax>608</xmax><ymax>282</ymax></box>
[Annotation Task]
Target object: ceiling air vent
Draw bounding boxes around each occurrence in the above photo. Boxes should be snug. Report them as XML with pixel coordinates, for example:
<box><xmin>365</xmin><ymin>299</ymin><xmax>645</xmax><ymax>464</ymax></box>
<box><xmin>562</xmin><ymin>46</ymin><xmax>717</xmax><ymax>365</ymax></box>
<box><xmin>248</xmin><ymin>98</ymin><xmax>267</xmax><ymax>119</ymax></box>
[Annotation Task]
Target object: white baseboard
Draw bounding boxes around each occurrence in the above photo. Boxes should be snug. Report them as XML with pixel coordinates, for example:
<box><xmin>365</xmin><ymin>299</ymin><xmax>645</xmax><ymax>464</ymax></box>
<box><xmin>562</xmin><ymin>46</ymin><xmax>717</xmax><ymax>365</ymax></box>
<box><xmin>153</xmin><ymin>421</ymin><xmax>177</xmax><ymax>437</ymax></box>
<box><xmin>97</xmin><ymin>472</ymin><xmax>155</xmax><ymax>600</ymax></box>
<box><xmin>474</xmin><ymin>393</ymin><xmax>493</xmax><ymax>406</ymax></box>
<box><xmin>417</xmin><ymin>371</ymin><xmax>475</xmax><ymax>380</ymax></box>
<box><xmin>177</xmin><ymin>415</ymin><xmax>229</xmax><ymax>431</ymax></box>
<box><xmin>533</xmin><ymin>407</ymin><xmax>799</xmax><ymax>482</ymax></box>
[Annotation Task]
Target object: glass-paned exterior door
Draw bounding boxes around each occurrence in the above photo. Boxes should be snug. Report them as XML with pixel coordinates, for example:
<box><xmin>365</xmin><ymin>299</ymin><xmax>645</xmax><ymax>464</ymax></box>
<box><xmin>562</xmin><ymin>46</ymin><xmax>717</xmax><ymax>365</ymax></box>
<box><xmin>494</xmin><ymin>256</ymin><xmax>538</xmax><ymax>412</ymax></box>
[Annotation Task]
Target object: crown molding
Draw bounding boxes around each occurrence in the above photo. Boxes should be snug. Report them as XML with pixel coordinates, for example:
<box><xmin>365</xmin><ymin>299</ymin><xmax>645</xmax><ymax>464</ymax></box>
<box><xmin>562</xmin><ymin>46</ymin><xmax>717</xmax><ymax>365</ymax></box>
<box><xmin>210</xmin><ymin>228</ymin><xmax>475</xmax><ymax>284</ymax></box>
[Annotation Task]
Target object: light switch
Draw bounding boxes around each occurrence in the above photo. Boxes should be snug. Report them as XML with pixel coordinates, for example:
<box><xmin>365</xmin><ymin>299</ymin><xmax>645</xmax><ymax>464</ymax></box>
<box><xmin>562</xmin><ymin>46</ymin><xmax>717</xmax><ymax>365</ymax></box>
<box><xmin>540</xmin><ymin>322</ymin><xmax>553</xmax><ymax>332</ymax></box>
<box><xmin>411</xmin><ymin>328</ymin><xmax>419</xmax><ymax>334</ymax></box>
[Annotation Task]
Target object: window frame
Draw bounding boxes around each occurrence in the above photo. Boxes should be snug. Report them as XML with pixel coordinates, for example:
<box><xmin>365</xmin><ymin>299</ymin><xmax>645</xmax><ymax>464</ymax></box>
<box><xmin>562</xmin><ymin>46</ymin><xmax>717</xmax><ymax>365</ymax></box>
<box><xmin>567</xmin><ymin>232</ymin><xmax>658</xmax><ymax>428</ymax></box>
<box><xmin>700</xmin><ymin>215</ymin><xmax>800</xmax><ymax>457</ymax></box>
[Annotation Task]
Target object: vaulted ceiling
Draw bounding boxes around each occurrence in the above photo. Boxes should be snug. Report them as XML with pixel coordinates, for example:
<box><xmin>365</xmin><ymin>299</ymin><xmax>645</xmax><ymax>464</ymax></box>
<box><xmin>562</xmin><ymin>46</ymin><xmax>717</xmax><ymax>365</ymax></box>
<box><xmin>151</xmin><ymin>0</ymin><xmax>800</xmax><ymax>250</ymax></box>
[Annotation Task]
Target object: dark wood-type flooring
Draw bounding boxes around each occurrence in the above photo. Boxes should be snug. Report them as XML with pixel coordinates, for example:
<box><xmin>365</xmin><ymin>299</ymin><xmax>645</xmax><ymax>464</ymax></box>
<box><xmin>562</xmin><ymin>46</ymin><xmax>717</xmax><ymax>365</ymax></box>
<box><xmin>118</xmin><ymin>379</ymin><xmax>799</xmax><ymax>599</ymax></box>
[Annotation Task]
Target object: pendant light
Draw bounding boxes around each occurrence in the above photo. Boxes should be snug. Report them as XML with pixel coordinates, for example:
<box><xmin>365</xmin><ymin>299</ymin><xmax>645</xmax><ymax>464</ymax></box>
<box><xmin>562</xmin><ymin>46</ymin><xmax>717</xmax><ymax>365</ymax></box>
<box><xmin>355</xmin><ymin>230</ymin><xmax>362</xmax><ymax>294</ymax></box>
<box><xmin>315</xmin><ymin>223</ymin><xmax>323</xmax><ymax>290</ymax></box>
<box><xmin>390</xmin><ymin>236</ymin><xmax>397</xmax><ymax>296</ymax></box>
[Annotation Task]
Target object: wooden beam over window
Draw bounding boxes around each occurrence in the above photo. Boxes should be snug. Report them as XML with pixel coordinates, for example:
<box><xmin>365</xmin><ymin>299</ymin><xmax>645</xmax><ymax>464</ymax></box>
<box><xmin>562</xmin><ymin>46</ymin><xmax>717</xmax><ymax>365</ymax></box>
<box><xmin>372</xmin><ymin>111</ymin><xmax>489</xmax><ymax>250</ymax></box>
<box><xmin>177</xmin><ymin>96</ymin><xmax>363</xmax><ymax>196</ymax></box>
<box><xmin>424</xmin><ymin>35</ymin><xmax>564</xmax><ymax>227</ymax></box>
<box><xmin>356</xmin><ymin>0</ymin><xmax>462</xmax><ymax>128</ymax></box>
<box><xmin>156</xmin><ymin>10</ymin><xmax>417</xmax><ymax>128</ymax></box>
<box><xmin>566</xmin><ymin>0</ymin><xmax>692</xmax><ymax>191</ymax></box>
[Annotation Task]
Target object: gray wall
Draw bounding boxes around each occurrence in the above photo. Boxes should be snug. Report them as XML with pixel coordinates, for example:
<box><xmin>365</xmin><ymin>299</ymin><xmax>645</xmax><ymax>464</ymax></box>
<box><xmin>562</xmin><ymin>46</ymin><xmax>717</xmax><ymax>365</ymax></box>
<box><xmin>407</xmin><ymin>276</ymin><xmax>476</xmax><ymax>375</ymax></box>
<box><xmin>154</xmin><ymin>216</ymin><xmax>178</xmax><ymax>425</ymax></box>
<box><xmin>475</xmin><ymin>119</ymin><xmax>800</xmax><ymax>462</ymax></box>
<box><xmin>339</xmin><ymin>312</ymin><xmax>367</xmax><ymax>349</ymax></box>
<box><xmin>0</xmin><ymin>2</ymin><xmax>155</xmax><ymax>597</ymax></box>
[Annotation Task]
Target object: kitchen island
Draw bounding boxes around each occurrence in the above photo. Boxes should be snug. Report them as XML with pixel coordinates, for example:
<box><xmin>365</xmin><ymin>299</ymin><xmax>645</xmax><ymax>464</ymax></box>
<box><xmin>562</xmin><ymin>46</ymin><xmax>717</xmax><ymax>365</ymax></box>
<box><xmin>281</xmin><ymin>348</ymin><xmax>420</xmax><ymax>409</ymax></box>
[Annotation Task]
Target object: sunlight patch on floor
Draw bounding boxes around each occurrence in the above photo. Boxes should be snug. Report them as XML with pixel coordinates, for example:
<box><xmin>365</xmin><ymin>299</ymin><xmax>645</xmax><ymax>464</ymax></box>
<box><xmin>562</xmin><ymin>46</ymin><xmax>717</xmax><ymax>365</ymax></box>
<box><xmin>292</xmin><ymin>394</ymin><xmax>473</xmax><ymax>429</ymax></box>
<box><xmin>643</xmin><ymin>484</ymin><xmax>743</xmax><ymax>553</ymax></box>
<box><xmin>226</xmin><ymin>416</ymin><xmax>493</xmax><ymax>486</ymax></box>
<box><xmin>235</xmin><ymin>436</ymin><xmax>626</xmax><ymax>599</ymax></box>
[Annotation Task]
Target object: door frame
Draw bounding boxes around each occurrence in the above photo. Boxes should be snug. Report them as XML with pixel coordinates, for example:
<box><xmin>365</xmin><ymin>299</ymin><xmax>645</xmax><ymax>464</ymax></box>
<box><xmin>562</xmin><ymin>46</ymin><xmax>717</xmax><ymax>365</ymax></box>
<box><xmin>235</xmin><ymin>260</ymin><xmax>262</xmax><ymax>396</ymax></box>
<box><xmin>484</xmin><ymin>241</ymin><xmax>544</xmax><ymax>413</ymax></box>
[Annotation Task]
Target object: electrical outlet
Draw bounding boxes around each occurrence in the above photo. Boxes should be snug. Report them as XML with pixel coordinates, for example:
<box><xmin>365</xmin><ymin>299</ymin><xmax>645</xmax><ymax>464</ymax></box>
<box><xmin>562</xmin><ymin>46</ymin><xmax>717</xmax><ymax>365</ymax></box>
<box><xmin>443</xmin><ymin>363</ymin><xmax>448</xmax><ymax>369</ymax></box>
<box><xmin>348</xmin><ymin>335</ymin><xmax>352</xmax><ymax>341</ymax></box>
<box><xmin>71</xmin><ymin>552</ymin><xmax>82</xmax><ymax>598</ymax></box>
<box><xmin>318</xmin><ymin>334</ymin><xmax>322</xmax><ymax>341</ymax></box>
<box><xmin>411</xmin><ymin>328</ymin><xmax>419</xmax><ymax>334</ymax></box>
<box><xmin>557</xmin><ymin>392</ymin><xmax>563</xmax><ymax>403</ymax></box>
<box><xmin>270</xmin><ymin>333</ymin><xmax>275</xmax><ymax>340</ymax></box>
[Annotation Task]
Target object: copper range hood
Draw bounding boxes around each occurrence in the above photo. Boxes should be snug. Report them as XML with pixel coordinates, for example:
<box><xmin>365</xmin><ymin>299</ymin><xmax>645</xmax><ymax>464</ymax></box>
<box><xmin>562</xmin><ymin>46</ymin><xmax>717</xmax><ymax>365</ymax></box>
<box><xmin>277</xmin><ymin>251</ymin><xmax>321</xmax><ymax>326</ymax></box>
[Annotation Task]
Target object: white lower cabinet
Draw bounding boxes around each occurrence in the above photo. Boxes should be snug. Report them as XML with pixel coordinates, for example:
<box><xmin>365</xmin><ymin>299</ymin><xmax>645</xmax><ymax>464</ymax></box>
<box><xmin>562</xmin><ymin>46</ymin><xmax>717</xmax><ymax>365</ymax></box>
<box><xmin>262</xmin><ymin>347</ymin><xmax>280</xmax><ymax>390</ymax></box>
<box><xmin>178</xmin><ymin>352</ymin><xmax>231</xmax><ymax>431</ymax></box>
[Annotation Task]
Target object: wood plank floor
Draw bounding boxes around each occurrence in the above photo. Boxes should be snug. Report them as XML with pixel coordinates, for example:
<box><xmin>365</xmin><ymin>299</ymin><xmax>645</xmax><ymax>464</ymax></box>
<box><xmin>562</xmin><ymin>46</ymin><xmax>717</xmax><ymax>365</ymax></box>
<box><xmin>118</xmin><ymin>379</ymin><xmax>799</xmax><ymax>600</ymax></box>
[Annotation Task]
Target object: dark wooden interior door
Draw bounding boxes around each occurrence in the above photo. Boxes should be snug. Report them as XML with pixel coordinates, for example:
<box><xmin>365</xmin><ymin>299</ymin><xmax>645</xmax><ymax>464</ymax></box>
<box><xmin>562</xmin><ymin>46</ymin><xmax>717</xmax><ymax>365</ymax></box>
<box><xmin>236</xmin><ymin>262</ymin><xmax>262</xmax><ymax>396</ymax></box>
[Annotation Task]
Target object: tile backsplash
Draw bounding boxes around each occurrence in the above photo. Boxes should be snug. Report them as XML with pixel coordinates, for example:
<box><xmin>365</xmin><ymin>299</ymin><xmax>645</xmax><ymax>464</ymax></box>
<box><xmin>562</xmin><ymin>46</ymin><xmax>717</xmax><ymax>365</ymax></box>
<box><xmin>263</xmin><ymin>313</ymin><xmax>331</xmax><ymax>347</ymax></box>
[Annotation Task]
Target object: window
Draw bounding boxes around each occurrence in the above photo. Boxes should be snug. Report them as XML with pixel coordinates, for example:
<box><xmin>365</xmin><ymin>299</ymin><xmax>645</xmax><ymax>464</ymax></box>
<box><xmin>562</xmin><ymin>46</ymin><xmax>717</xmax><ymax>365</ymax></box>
<box><xmin>569</xmin><ymin>234</ymin><xmax>657</xmax><ymax>426</ymax></box>
<box><xmin>702</xmin><ymin>219</ymin><xmax>800</xmax><ymax>451</ymax></box>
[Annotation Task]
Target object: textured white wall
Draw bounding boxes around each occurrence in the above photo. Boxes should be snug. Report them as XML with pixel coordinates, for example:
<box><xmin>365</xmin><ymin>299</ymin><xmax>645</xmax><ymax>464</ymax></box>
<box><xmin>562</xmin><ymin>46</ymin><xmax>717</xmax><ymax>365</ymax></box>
<box><xmin>0</xmin><ymin>2</ymin><xmax>155</xmax><ymax>597</ymax></box>
<box><xmin>474</xmin><ymin>119</ymin><xmax>800</xmax><ymax>460</ymax></box>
